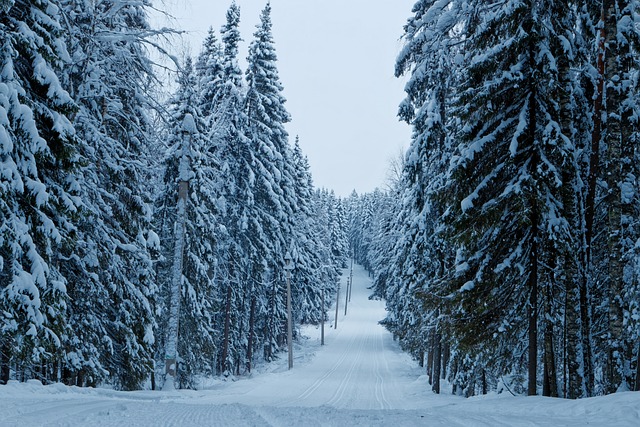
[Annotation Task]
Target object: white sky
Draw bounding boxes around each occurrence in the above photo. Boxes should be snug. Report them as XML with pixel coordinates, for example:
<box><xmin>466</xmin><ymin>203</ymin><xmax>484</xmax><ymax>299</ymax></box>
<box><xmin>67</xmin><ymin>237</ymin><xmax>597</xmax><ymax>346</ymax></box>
<box><xmin>153</xmin><ymin>0</ymin><xmax>414</xmax><ymax>197</ymax></box>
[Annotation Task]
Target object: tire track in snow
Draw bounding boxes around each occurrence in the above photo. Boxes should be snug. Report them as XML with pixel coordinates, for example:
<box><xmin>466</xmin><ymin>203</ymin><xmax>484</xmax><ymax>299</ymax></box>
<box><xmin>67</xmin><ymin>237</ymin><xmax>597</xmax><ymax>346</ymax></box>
<box><xmin>3</xmin><ymin>399</ymin><xmax>126</xmax><ymax>426</ymax></box>
<box><xmin>294</xmin><ymin>335</ymin><xmax>354</xmax><ymax>402</ymax></box>
<box><xmin>274</xmin><ymin>309</ymin><xmax>360</xmax><ymax>407</ymax></box>
<box><xmin>153</xmin><ymin>403</ymin><xmax>270</xmax><ymax>427</ymax></box>
<box><xmin>324</xmin><ymin>321</ymin><xmax>370</xmax><ymax>408</ymax></box>
<box><xmin>380</xmin><ymin>327</ymin><xmax>409</xmax><ymax>409</ymax></box>
<box><xmin>373</xmin><ymin>327</ymin><xmax>391</xmax><ymax>410</ymax></box>
<box><xmin>266</xmin><ymin>266</ymin><xmax>399</xmax><ymax>411</ymax></box>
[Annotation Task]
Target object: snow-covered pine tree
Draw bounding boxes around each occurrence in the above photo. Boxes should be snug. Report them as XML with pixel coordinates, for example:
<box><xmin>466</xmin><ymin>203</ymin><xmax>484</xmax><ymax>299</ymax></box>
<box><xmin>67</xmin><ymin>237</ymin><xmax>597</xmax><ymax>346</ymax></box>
<box><xmin>365</xmin><ymin>151</ymin><xmax>406</xmax><ymax>303</ymax></box>
<box><xmin>383</xmin><ymin>0</ymin><xmax>462</xmax><ymax>393</ymax></box>
<box><xmin>244</xmin><ymin>3</ymin><xmax>297</xmax><ymax>370</ymax></box>
<box><xmin>326</xmin><ymin>192</ymin><xmax>349</xmax><ymax>271</ymax></box>
<box><xmin>60</xmin><ymin>0</ymin><xmax>158</xmax><ymax>390</ymax></box>
<box><xmin>597</xmin><ymin>0</ymin><xmax>640</xmax><ymax>393</ymax></box>
<box><xmin>367</xmin><ymin>192</ymin><xmax>403</xmax><ymax>305</ymax></box>
<box><xmin>346</xmin><ymin>191</ymin><xmax>363</xmax><ymax>263</ymax></box>
<box><xmin>209</xmin><ymin>2</ymin><xmax>254</xmax><ymax>376</ymax></box>
<box><xmin>374</xmin><ymin>0</ymin><xmax>640</xmax><ymax>398</ymax></box>
<box><xmin>442</xmin><ymin>0</ymin><xmax>579</xmax><ymax>396</ymax></box>
<box><xmin>345</xmin><ymin>193</ymin><xmax>363</xmax><ymax>270</ymax></box>
<box><xmin>197</xmin><ymin>27</ymin><xmax>224</xmax><ymax>120</ymax></box>
<box><xmin>574</xmin><ymin>0</ymin><xmax>605</xmax><ymax>398</ymax></box>
<box><xmin>0</xmin><ymin>0</ymin><xmax>78</xmax><ymax>385</ymax></box>
<box><xmin>289</xmin><ymin>137</ymin><xmax>336</xmax><ymax>326</ymax></box>
<box><xmin>560</xmin><ymin>0</ymin><xmax>640</xmax><ymax>396</ymax></box>
<box><xmin>313</xmin><ymin>189</ymin><xmax>344</xmax><ymax>281</ymax></box>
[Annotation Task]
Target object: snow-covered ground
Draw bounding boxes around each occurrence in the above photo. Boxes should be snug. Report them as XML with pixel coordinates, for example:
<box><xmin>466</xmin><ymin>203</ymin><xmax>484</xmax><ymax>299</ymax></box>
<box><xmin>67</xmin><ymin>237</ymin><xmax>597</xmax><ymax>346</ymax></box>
<box><xmin>1</xmin><ymin>265</ymin><xmax>639</xmax><ymax>426</ymax></box>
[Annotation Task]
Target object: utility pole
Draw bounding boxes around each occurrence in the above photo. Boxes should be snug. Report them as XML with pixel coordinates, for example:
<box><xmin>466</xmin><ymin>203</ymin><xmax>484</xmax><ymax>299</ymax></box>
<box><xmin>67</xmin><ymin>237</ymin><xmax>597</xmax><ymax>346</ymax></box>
<box><xmin>334</xmin><ymin>283</ymin><xmax>340</xmax><ymax>329</ymax></box>
<box><xmin>321</xmin><ymin>289</ymin><xmax>325</xmax><ymax>345</ymax></box>
<box><xmin>285</xmin><ymin>252</ymin><xmax>294</xmax><ymax>369</ymax></box>
<box><xmin>349</xmin><ymin>251</ymin><xmax>354</xmax><ymax>302</ymax></box>
<box><xmin>344</xmin><ymin>275</ymin><xmax>349</xmax><ymax>316</ymax></box>
<box><xmin>164</xmin><ymin>114</ymin><xmax>195</xmax><ymax>389</ymax></box>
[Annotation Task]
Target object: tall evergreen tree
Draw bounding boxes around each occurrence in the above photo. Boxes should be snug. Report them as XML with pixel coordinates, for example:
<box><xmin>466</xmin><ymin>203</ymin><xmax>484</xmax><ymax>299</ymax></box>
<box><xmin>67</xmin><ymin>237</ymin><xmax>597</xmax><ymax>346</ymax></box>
<box><xmin>0</xmin><ymin>0</ymin><xmax>79</xmax><ymax>385</ymax></box>
<box><xmin>243</xmin><ymin>3</ymin><xmax>299</xmax><ymax>370</ymax></box>
<box><xmin>290</xmin><ymin>138</ymin><xmax>336</xmax><ymax>326</ymax></box>
<box><xmin>366</xmin><ymin>0</ymin><xmax>640</xmax><ymax>399</ymax></box>
<box><xmin>387</xmin><ymin>0</ymin><xmax>461</xmax><ymax>394</ymax></box>
<box><xmin>197</xmin><ymin>27</ymin><xmax>224</xmax><ymax>119</ymax></box>
<box><xmin>209</xmin><ymin>2</ymin><xmax>255</xmax><ymax>376</ymax></box>
<box><xmin>598</xmin><ymin>0</ymin><xmax>640</xmax><ymax>393</ymax></box>
<box><xmin>443</xmin><ymin>0</ymin><xmax>579</xmax><ymax>396</ymax></box>
<box><xmin>61</xmin><ymin>0</ymin><xmax>158</xmax><ymax>390</ymax></box>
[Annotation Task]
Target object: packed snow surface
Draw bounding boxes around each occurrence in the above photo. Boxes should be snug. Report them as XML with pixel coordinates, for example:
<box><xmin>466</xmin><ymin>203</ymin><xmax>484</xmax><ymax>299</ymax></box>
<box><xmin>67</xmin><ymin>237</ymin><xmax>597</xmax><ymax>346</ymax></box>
<box><xmin>1</xmin><ymin>265</ymin><xmax>638</xmax><ymax>426</ymax></box>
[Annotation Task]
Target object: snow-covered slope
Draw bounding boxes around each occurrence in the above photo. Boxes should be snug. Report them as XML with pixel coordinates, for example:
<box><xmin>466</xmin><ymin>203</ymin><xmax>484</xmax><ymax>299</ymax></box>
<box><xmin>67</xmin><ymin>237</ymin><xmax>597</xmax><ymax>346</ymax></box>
<box><xmin>1</xmin><ymin>265</ymin><xmax>638</xmax><ymax>426</ymax></box>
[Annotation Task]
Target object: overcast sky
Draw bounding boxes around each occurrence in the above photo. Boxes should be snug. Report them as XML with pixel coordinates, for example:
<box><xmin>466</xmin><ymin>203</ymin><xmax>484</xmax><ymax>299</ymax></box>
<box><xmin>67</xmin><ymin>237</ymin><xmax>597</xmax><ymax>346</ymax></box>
<box><xmin>153</xmin><ymin>0</ymin><xmax>415</xmax><ymax>197</ymax></box>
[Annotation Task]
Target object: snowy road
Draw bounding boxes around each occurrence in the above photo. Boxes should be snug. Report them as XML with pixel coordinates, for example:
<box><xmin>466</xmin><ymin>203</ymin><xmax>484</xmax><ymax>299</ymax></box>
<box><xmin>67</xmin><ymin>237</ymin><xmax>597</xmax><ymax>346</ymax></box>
<box><xmin>195</xmin><ymin>263</ymin><xmax>413</xmax><ymax>411</ymax></box>
<box><xmin>1</xmin><ymin>265</ymin><xmax>639</xmax><ymax>426</ymax></box>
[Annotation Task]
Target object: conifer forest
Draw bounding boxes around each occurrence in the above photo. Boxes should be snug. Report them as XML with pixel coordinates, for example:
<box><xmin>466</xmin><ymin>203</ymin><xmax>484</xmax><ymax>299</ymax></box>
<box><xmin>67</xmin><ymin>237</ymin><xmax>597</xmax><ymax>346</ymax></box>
<box><xmin>1</xmin><ymin>0</ymin><xmax>640</xmax><ymax>404</ymax></box>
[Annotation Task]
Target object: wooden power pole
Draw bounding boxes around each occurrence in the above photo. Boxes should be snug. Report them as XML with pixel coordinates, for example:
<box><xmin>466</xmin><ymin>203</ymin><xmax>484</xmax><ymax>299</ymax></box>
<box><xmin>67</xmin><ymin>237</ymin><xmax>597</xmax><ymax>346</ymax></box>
<box><xmin>164</xmin><ymin>114</ymin><xmax>196</xmax><ymax>389</ymax></box>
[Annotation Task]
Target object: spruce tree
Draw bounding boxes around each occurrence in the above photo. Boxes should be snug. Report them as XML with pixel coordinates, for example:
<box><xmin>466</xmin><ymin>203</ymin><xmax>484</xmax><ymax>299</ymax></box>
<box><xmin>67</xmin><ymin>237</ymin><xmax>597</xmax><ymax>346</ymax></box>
<box><xmin>290</xmin><ymin>138</ymin><xmax>335</xmax><ymax>325</ymax></box>
<box><xmin>440</xmin><ymin>0</ymin><xmax>579</xmax><ymax>396</ymax></box>
<box><xmin>244</xmin><ymin>3</ymin><xmax>298</xmax><ymax>369</ymax></box>
<box><xmin>374</xmin><ymin>0</ymin><xmax>640</xmax><ymax>398</ymax></box>
<box><xmin>61</xmin><ymin>0</ymin><xmax>158</xmax><ymax>389</ymax></box>
<box><xmin>599</xmin><ymin>0</ymin><xmax>640</xmax><ymax>393</ymax></box>
<box><xmin>0</xmin><ymin>0</ymin><xmax>78</xmax><ymax>385</ymax></box>
<box><xmin>389</xmin><ymin>0</ymin><xmax>461</xmax><ymax>392</ymax></box>
<box><xmin>209</xmin><ymin>2</ymin><xmax>254</xmax><ymax>376</ymax></box>
<box><xmin>197</xmin><ymin>27</ymin><xmax>224</xmax><ymax>119</ymax></box>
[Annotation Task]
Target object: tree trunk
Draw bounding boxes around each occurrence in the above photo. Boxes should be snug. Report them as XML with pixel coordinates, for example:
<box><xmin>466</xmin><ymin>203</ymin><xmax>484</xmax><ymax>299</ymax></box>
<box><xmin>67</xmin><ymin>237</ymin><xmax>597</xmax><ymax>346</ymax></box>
<box><xmin>237</xmin><ymin>289</ymin><xmax>246</xmax><ymax>375</ymax></box>
<box><xmin>247</xmin><ymin>294</ymin><xmax>256</xmax><ymax>372</ymax></box>
<box><xmin>565</xmin><ymin>278</ymin><xmax>582</xmax><ymax>398</ymax></box>
<box><xmin>344</xmin><ymin>276</ymin><xmax>349</xmax><ymax>316</ymax></box>
<box><xmin>34</xmin><ymin>360</ymin><xmax>42</xmax><ymax>384</ymax></box>
<box><xmin>579</xmin><ymin>274</ymin><xmax>594</xmax><ymax>396</ymax></box>
<box><xmin>0</xmin><ymin>341</ymin><xmax>10</xmax><ymax>384</ymax></box>
<box><xmin>265</xmin><ymin>278</ymin><xmax>277</xmax><ymax>362</ymax></box>
<box><xmin>551</xmin><ymin>0</ymin><xmax>587</xmax><ymax>398</ymax></box>
<box><xmin>482</xmin><ymin>369</ymin><xmax>487</xmax><ymax>395</ymax></box>
<box><xmin>426</xmin><ymin>343</ymin><xmax>434</xmax><ymax>385</ymax></box>
<box><xmin>52</xmin><ymin>359</ymin><xmax>58</xmax><ymax>384</ymax></box>
<box><xmin>527</xmin><ymin>35</ymin><xmax>539</xmax><ymax>396</ymax></box>
<box><xmin>528</xmin><ymin>248</ymin><xmax>538</xmax><ymax>397</ymax></box>
<box><xmin>585</xmin><ymin>0</ymin><xmax>606</xmax><ymax>261</ymax></box>
<box><xmin>221</xmin><ymin>284</ymin><xmax>232</xmax><ymax>375</ymax></box>
<box><xmin>349</xmin><ymin>256</ymin><xmax>354</xmax><ymax>302</ymax></box>
<box><xmin>442</xmin><ymin>342</ymin><xmax>450</xmax><ymax>380</ymax></box>
<box><xmin>635</xmin><ymin>342</ymin><xmax>640</xmax><ymax>391</ymax></box>
<box><xmin>543</xmin><ymin>292</ymin><xmax>557</xmax><ymax>397</ymax></box>
<box><xmin>432</xmin><ymin>332</ymin><xmax>441</xmax><ymax>394</ymax></box>
<box><xmin>543</xmin><ymin>324</ymin><xmax>558</xmax><ymax>397</ymax></box>
<box><xmin>603</xmin><ymin>0</ymin><xmax>634</xmax><ymax>393</ymax></box>
<box><xmin>61</xmin><ymin>364</ymin><xmax>72</xmax><ymax>386</ymax></box>
<box><xmin>286</xmin><ymin>269</ymin><xmax>293</xmax><ymax>370</ymax></box>
<box><xmin>450</xmin><ymin>358</ymin><xmax>459</xmax><ymax>395</ymax></box>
